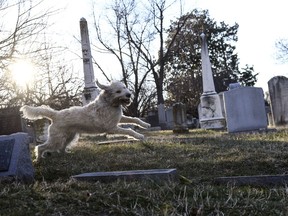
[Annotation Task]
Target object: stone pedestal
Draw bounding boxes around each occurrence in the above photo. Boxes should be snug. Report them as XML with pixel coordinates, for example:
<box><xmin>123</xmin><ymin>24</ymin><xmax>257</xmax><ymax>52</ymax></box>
<box><xmin>199</xmin><ymin>93</ymin><xmax>225</xmax><ymax>129</ymax></box>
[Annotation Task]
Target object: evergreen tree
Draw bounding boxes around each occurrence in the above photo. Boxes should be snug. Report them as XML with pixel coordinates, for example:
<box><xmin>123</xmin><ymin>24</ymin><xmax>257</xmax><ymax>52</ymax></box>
<box><xmin>164</xmin><ymin>9</ymin><xmax>258</xmax><ymax>117</ymax></box>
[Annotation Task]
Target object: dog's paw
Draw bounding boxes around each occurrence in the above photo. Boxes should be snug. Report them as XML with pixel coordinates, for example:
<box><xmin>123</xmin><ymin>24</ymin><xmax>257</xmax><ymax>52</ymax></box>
<box><xmin>135</xmin><ymin>134</ymin><xmax>145</xmax><ymax>140</ymax></box>
<box><xmin>33</xmin><ymin>157</ymin><xmax>41</xmax><ymax>163</ymax></box>
<box><xmin>142</xmin><ymin>122</ymin><xmax>151</xmax><ymax>129</ymax></box>
<box><xmin>65</xmin><ymin>148</ymin><xmax>73</xmax><ymax>153</ymax></box>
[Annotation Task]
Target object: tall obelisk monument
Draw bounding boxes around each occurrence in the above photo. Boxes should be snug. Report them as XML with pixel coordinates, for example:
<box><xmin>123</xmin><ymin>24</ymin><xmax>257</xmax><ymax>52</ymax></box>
<box><xmin>199</xmin><ymin>33</ymin><xmax>225</xmax><ymax>129</ymax></box>
<box><xmin>80</xmin><ymin>18</ymin><xmax>99</xmax><ymax>105</ymax></box>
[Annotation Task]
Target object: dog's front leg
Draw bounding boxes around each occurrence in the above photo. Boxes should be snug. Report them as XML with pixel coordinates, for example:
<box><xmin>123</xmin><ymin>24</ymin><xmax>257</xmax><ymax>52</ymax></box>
<box><xmin>120</xmin><ymin>115</ymin><xmax>151</xmax><ymax>129</ymax></box>
<box><xmin>110</xmin><ymin>126</ymin><xmax>145</xmax><ymax>140</ymax></box>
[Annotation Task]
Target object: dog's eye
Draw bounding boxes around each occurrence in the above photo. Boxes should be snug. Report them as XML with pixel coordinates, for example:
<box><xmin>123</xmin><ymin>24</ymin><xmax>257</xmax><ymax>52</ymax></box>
<box><xmin>116</xmin><ymin>90</ymin><xmax>121</xmax><ymax>94</ymax></box>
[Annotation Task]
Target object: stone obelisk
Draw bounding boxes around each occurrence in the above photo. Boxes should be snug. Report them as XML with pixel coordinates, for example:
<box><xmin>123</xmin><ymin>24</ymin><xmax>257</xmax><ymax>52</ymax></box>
<box><xmin>80</xmin><ymin>17</ymin><xmax>99</xmax><ymax>105</ymax></box>
<box><xmin>199</xmin><ymin>33</ymin><xmax>225</xmax><ymax>129</ymax></box>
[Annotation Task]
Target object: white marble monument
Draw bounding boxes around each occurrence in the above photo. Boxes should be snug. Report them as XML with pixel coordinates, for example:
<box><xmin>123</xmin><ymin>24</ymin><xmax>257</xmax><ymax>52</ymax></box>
<box><xmin>80</xmin><ymin>18</ymin><xmax>99</xmax><ymax>105</ymax></box>
<box><xmin>224</xmin><ymin>87</ymin><xmax>268</xmax><ymax>133</ymax></box>
<box><xmin>199</xmin><ymin>33</ymin><xmax>225</xmax><ymax>129</ymax></box>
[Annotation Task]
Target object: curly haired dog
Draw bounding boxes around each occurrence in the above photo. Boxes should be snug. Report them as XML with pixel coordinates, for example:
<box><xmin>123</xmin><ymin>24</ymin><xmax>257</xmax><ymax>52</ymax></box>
<box><xmin>20</xmin><ymin>80</ymin><xmax>150</xmax><ymax>162</ymax></box>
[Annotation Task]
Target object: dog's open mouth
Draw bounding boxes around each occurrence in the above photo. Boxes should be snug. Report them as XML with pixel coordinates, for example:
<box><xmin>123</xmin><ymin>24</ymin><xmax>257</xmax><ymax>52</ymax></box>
<box><xmin>120</xmin><ymin>98</ymin><xmax>131</xmax><ymax>105</ymax></box>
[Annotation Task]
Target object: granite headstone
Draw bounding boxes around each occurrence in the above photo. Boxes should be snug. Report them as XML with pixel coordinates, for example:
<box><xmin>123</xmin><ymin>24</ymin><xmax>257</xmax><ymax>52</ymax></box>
<box><xmin>268</xmin><ymin>76</ymin><xmax>288</xmax><ymax>126</ymax></box>
<box><xmin>172</xmin><ymin>103</ymin><xmax>189</xmax><ymax>133</ymax></box>
<box><xmin>0</xmin><ymin>133</ymin><xmax>34</xmax><ymax>183</ymax></box>
<box><xmin>223</xmin><ymin>87</ymin><xmax>268</xmax><ymax>133</ymax></box>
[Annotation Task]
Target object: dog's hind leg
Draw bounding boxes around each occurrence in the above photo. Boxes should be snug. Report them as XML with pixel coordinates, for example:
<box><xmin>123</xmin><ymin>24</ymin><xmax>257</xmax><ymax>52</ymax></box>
<box><xmin>34</xmin><ymin>137</ymin><xmax>62</xmax><ymax>162</ymax></box>
<box><xmin>34</xmin><ymin>126</ymin><xmax>68</xmax><ymax>162</ymax></box>
<box><xmin>35</xmin><ymin>132</ymin><xmax>79</xmax><ymax>162</ymax></box>
<box><xmin>64</xmin><ymin>133</ymin><xmax>79</xmax><ymax>153</ymax></box>
<box><xmin>34</xmin><ymin>142</ymin><xmax>53</xmax><ymax>162</ymax></box>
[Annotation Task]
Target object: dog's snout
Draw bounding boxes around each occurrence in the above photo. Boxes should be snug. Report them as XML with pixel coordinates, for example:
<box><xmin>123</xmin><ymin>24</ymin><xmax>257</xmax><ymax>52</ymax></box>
<box><xmin>126</xmin><ymin>93</ymin><xmax>131</xmax><ymax>98</ymax></box>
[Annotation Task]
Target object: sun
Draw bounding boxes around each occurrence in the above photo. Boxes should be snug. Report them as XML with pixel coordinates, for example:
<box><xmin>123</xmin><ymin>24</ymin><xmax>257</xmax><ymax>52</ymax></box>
<box><xmin>9</xmin><ymin>60</ymin><xmax>36</xmax><ymax>87</ymax></box>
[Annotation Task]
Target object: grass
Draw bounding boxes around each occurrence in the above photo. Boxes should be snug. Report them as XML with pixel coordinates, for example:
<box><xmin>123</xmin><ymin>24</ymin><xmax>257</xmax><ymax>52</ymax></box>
<box><xmin>1</xmin><ymin>129</ymin><xmax>288</xmax><ymax>215</ymax></box>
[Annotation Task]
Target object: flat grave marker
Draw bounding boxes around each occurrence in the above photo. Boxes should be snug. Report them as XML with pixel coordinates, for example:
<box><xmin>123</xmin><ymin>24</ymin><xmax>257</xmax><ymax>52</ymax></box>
<box><xmin>214</xmin><ymin>174</ymin><xmax>288</xmax><ymax>186</ymax></box>
<box><xmin>97</xmin><ymin>139</ymin><xmax>138</xmax><ymax>145</ymax></box>
<box><xmin>72</xmin><ymin>168</ymin><xmax>178</xmax><ymax>183</ymax></box>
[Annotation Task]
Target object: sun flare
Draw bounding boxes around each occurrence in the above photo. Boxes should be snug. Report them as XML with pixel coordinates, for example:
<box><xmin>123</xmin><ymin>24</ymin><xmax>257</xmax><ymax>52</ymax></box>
<box><xmin>9</xmin><ymin>60</ymin><xmax>36</xmax><ymax>87</ymax></box>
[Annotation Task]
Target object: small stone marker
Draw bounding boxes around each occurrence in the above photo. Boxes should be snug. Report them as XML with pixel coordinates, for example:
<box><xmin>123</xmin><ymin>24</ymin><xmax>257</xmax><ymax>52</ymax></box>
<box><xmin>72</xmin><ymin>168</ymin><xmax>177</xmax><ymax>183</ymax></box>
<box><xmin>0</xmin><ymin>133</ymin><xmax>34</xmax><ymax>183</ymax></box>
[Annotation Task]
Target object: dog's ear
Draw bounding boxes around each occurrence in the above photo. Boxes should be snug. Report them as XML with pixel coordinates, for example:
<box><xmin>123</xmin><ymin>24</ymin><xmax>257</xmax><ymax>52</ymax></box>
<box><xmin>96</xmin><ymin>80</ymin><xmax>109</xmax><ymax>90</ymax></box>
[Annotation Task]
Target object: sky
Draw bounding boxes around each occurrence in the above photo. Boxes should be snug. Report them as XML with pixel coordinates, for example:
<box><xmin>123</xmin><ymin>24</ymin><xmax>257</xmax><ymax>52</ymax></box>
<box><xmin>45</xmin><ymin>0</ymin><xmax>288</xmax><ymax>92</ymax></box>
<box><xmin>193</xmin><ymin>0</ymin><xmax>288</xmax><ymax>92</ymax></box>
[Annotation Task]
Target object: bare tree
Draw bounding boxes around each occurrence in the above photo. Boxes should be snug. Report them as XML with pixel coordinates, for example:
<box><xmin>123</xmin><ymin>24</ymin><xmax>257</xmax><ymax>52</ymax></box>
<box><xmin>130</xmin><ymin>0</ymin><xmax>189</xmax><ymax>126</ymax></box>
<box><xmin>92</xmin><ymin>0</ymin><xmax>188</xmax><ymax>122</ymax></box>
<box><xmin>0</xmin><ymin>0</ymin><xmax>82</xmax><ymax>109</ymax></box>
<box><xmin>0</xmin><ymin>0</ymin><xmax>54</xmax><ymax>107</ymax></box>
<box><xmin>0</xmin><ymin>0</ymin><xmax>56</xmax><ymax>68</ymax></box>
<box><xmin>93</xmin><ymin>0</ymin><xmax>155</xmax><ymax>116</ymax></box>
<box><xmin>275</xmin><ymin>39</ymin><xmax>288</xmax><ymax>63</ymax></box>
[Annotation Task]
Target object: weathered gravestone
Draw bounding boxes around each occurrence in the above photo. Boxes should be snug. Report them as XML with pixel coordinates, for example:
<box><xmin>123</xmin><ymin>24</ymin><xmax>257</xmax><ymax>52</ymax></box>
<box><xmin>158</xmin><ymin>104</ymin><xmax>167</xmax><ymax>129</ymax></box>
<box><xmin>0</xmin><ymin>133</ymin><xmax>34</xmax><ymax>183</ymax></box>
<box><xmin>268</xmin><ymin>76</ymin><xmax>288</xmax><ymax>126</ymax></box>
<box><xmin>0</xmin><ymin>106</ymin><xmax>23</xmax><ymax>135</ymax></box>
<box><xmin>172</xmin><ymin>103</ymin><xmax>189</xmax><ymax>133</ymax></box>
<box><xmin>164</xmin><ymin>103</ymin><xmax>189</xmax><ymax>132</ymax></box>
<box><xmin>145</xmin><ymin>110</ymin><xmax>159</xmax><ymax>128</ymax></box>
<box><xmin>223</xmin><ymin>87</ymin><xmax>268</xmax><ymax>133</ymax></box>
<box><xmin>0</xmin><ymin>106</ymin><xmax>35</xmax><ymax>143</ymax></box>
<box><xmin>165</xmin><ymin>107</ymin><xmax>174</xmax><ymax>129</ymax></box>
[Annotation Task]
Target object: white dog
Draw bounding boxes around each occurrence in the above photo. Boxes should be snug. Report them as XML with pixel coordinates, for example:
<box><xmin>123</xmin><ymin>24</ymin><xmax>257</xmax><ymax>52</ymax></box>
<box><xmin>20</xmin><ymin>80</ymin><xmax>150</xmax><ymax>162</ymax></box>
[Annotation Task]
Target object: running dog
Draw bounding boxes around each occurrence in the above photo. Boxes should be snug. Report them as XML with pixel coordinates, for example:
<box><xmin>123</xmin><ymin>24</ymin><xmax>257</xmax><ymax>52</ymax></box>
<box><xmin>20</xmin><ymin>80</ymin><xmax>150</xmax><ymax>161</ymax></box>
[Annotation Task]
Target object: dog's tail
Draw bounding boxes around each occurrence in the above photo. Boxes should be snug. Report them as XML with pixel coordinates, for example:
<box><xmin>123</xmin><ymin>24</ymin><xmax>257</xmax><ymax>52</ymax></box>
<box><xmin>20</xmin><ymin>105</ymin><xmax>57</xmax><ymax>121</ymax></box>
